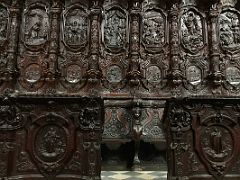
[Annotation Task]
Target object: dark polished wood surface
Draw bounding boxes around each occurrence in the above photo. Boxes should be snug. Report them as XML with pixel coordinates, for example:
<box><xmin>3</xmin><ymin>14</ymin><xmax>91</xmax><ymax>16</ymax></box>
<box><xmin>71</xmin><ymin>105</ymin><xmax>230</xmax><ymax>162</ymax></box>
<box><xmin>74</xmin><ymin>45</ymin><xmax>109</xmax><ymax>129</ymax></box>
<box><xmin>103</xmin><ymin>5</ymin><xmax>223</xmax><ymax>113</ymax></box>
<box><xmin>0</xmin><ymin>0</ymin><xmax>240</xmax><ymax>179</ymax></box>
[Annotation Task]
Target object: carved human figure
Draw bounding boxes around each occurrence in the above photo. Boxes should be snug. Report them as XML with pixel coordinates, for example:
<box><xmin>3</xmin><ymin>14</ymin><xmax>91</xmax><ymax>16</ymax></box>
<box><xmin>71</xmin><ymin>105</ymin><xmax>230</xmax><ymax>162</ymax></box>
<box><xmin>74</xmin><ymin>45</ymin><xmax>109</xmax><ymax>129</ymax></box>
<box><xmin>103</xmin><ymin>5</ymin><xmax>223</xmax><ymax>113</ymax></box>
<box><xmin>219</xmin><ymin>11</ymin><xmax>240</xmax><ymax>49</ymax></box>
<box><xmin>25</xmin><ymin>9</ymin><xmax>48</xmax><ymax>45</ymax></box>
<box><xmin>104</xmin><ymin>10</ymin><xmax>126</xmax><ymax>48</ymax></box>
<box><xmin>107</xmin><ymin>65</ymin><xmax>122</xmax><ymax>83</ymax></box>
<box><xmin>143</xmin><ymin>11</ymin><xmax>165</xmax><ymax>47</ymax></box>
<box><xmin>181</xmin><ymin>10</ymin><xmax>204</xmax><ymax>53</ymax></box>
<box><xmin>64</xmin><ymin>9</ymin><xmax>87</xmax><ymax>47</ymax></box>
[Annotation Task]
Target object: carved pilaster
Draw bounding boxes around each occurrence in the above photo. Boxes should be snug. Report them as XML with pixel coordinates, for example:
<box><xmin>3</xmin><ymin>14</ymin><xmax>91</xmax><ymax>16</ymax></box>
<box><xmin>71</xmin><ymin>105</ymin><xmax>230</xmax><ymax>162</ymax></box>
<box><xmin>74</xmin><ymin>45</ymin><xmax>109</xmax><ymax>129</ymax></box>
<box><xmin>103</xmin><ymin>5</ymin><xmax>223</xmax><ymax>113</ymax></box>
<box><xmin>47</xmin><ymin>0</ymin><xmax>63</xmax><ymax>86</ymax></box>
<box><xmin>86</xmin><ymin>0</ymin><xmax>102</xmax><ymax>81</ymax></box>
<box><xmin>127</xmin><ymin>0</ymin><xmax>143</xmax><ymax>87</ymax></box>
<box><xmin>168</xmin><ymin>2</ymin><xmax>183</xmax><ymax>88</ymax></box>
<box><xmin>209</xmin><ymin>1</ymin><xmax>222</xmax><ymax>86</ymax></box>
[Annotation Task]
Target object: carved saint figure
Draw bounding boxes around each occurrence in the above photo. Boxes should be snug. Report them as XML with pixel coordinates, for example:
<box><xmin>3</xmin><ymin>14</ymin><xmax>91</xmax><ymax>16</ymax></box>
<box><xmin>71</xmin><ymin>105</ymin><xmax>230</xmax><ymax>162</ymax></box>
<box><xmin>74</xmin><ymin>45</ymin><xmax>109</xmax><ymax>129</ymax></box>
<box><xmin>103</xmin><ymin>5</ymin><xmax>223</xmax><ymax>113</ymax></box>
<box><xmin>143</xmin><ymin>11</ymin><xmax>165</xmax><ymax>48</ymax></box>
<box><xmin>64</xmin><ymin>8</ymin><xmax>88</xmax><ymax>47</ymax></box>
<box><xmin>181</xmin><ymin>10</ymin><xmax>204</xmax><ymax>53</ymax></box>
<box><xmin>219</xmin><ymin>11</ymin><xmax>240</xmax><ymax>50</ymax></box>
<box><xmin>187</xmin><ymin>66</ymin><xmax>201</xmax><ymax>85</ymax></box>
<box><xmin>0</xmin><ymin>6</ymin><xmax>8</xmax><ymax>41</ymax></box>
<box><xmin>25</xmin><ymin>9</ymin><xmax>48</xmax><ymax>45</ymax></box>
<box><xmin>37</xmin><ymin>126</ymin><xmax>66</xmax><ymax>159</ymax></box>
<box><xmin>104</xmin><ymin>9</ymin><xmax>127</xmax><ymax>49</ymax></box>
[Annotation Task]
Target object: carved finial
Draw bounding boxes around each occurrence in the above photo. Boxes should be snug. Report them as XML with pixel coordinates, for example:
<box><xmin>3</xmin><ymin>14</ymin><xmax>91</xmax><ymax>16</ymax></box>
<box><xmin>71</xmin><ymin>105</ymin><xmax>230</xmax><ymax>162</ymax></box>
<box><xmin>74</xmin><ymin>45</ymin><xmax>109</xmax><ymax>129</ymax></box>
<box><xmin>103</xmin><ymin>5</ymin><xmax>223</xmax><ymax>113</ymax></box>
<box><xmin>181</xmin><ymin>0</ymin><xmax>197</xmax><ymax>6</ymax></box>
<box><xmin>220</xmin><ymin>0</ymin><xmax>237</xmax><ymax>6</ymax></box>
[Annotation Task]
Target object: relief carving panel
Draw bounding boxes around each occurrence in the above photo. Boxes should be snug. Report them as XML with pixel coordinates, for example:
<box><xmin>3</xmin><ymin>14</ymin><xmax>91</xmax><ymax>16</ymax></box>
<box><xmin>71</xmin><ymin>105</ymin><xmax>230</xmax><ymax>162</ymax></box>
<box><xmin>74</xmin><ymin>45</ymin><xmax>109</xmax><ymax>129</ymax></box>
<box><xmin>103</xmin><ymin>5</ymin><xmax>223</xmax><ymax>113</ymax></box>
<box><xmin>103</xmin><ymin>7</ymin><xmax>128</xmax><ymax>53</ymax></box>
<box><xmin>142</xmin><ymin>9</ymin><xmax>166</xmax><ymax>52</ymax></box>
<box><xmin>23</xmin><ymin>6</ymin><xmax>49</xmax><ymax>48</ymax></box>
<box><xmin>219</xmin><ymin>10</ymin><xmax>240</xmax><ymax>51</ymax></box>
<box><xmin>63</xmin><ymin>7</ymin><xmax>88</xmax><ymax>50</ymax></box>
<box><xmin>181</xmin><ymin>9</ymin><xmax>205</xmax><ymax>53</ymax></box>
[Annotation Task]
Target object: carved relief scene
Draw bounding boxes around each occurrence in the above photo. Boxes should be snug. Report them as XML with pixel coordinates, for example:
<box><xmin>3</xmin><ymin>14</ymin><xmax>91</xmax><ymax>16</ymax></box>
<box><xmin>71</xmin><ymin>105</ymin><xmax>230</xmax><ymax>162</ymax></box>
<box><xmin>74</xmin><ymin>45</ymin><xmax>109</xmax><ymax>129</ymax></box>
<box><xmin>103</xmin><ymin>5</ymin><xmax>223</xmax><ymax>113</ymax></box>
<box><xmin>181</xmin><ymin>9</ymin><xmax>204</xmax><ymax>53</ymax></box>
<box><xmin>24</xmin><ymin>7</ymin><xmax>49</xmax><ymax>46</ymax></box>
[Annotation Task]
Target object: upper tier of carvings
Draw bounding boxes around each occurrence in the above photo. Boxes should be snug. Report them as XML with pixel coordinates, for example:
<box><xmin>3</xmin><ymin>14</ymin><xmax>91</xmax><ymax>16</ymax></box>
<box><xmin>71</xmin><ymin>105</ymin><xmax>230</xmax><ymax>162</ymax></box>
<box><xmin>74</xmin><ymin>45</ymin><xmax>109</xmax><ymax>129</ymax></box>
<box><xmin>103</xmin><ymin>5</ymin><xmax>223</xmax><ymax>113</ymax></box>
<box><xmin>0</xmin><ymin>0</ymin><xmax>239</xmax><ymax>97</ymax></box>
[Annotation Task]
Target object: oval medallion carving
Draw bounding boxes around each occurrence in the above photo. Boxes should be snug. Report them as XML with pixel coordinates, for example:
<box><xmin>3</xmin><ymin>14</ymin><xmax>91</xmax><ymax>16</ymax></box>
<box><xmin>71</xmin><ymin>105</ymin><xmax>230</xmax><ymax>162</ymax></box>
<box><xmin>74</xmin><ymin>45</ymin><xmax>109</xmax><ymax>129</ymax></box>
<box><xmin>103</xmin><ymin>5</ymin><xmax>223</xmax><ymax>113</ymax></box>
<box><xmin>0</xmin><ymin>4</ymin><xmax>8</xmax><ymax>45</ymax></box>
<box><xmin>201</xmin><ymin>125</ymin><xmax>233</xmax><ymax>162</ymax></box>
<box><xmin>63</xmin><ymin>7</ymin><xmax>88</xmax><ymax>49</ymax></box>
<box><xmin>35</xmin><ymin>125</ymin><xmax>67</xmax><ymax>162</ymax></box>
<box><xmin>103</xmin><ymin>7</ymin><xmax>127</xmax><ymax>52</ymax></box>
<box><xmin>226</xmin><ymin>66</ymin><xmax>240</xmax><ymax>85</ymax></box>
<box><xmin>66</xmin><ymin>64</ymin><xmax>82</xmax><ymax>84</ymax></box>
<box><xmin>186</xmin><ymin>65</ymin><xmax>202</xmax><ymax>85</ymax></box>
<box><xmin>219</xmin><ymin>11</ymin><xmax>240</xmax><ymax>51</ymax></box>
<box><xmin>146</xmin><ymin>65</ymin><xmax>161</xmax><ymax>84</ymax></box>
<box><xmin>181</xmin><ymin>10</ymin><xmax>204</xmax><ymax>53</ymax></box>
<box><xmin>106</xmin><ymin>65</ymin><xmax>122</xmax><ymax>83</ymax></box>
<box><xmin>142</xmin><ymin>9</ymin><xmax>166</xmax><ymax>52</ymax></box>
<box><xmin>25</xmin><ymin>64</ymin><xmax>41</xmax><ymax>83</ymax></box>
<box><xmin>24</xmin><ymin>7</ymin><xmax>49</xmax><ymax>46</ymax></box>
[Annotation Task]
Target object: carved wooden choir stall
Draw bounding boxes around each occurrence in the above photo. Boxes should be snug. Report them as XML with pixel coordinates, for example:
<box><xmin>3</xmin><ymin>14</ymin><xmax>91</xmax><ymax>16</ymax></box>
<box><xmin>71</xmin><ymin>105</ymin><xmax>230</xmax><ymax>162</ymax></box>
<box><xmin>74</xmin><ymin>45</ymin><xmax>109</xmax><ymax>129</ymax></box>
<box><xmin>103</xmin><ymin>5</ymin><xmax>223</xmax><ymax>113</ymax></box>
<box><xmin>0</xmin><ymin>0</ymin><xmax>240</xmax><ymax>179</ymax></box>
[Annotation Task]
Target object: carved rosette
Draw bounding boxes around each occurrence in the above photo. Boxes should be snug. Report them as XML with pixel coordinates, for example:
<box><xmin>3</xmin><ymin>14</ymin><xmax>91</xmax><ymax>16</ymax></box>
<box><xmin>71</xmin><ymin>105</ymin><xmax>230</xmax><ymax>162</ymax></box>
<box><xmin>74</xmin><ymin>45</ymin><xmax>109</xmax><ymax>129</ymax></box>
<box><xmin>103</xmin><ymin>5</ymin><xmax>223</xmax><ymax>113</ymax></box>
<box><xmin>63</xmin><ymin>5</ymin><xmax>89</xmax><ymax>51</ymax></box>
<box><xmin>102</xmin><ymin>6</ymin><xmax>128</xmax><ymax>53</ymax></box>
<box><xmin>0</xmin><ymin>4</ymin><xmax>9</xmax><ymax>47</ymax></box>
<box><xmin>142</xmin><ymin>8</ymin><xmax>167</xmax><ymax>53</ymax></box>
<box><xmin>27</xmin><ymin>114</ymin><xmax>74</xmax><ymax>178</ymax></box>
<box><xmin>193</xmin><ymin>115</ymin><xmax>239</xmax><ymax>179</ymax></box>
<box><xmin>22</xmin><ymin>3</ymin><xmax>49</xmax><ymax>50</ymax></box>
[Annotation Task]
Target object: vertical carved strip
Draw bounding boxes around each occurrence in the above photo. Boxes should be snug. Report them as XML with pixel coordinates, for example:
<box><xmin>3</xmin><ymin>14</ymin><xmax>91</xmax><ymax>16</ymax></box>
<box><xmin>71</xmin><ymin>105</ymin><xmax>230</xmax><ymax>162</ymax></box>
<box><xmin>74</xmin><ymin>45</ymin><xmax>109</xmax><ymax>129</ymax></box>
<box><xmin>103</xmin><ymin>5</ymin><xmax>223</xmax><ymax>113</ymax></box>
<box><xmin>87</xmin><ymin>0</ymin><xmax>102</xmax><ymax>81</ymax></box>
<box><xmin>7</xmin><ymin>1</ymin><xmax>22</xmax><ymax>88</ymax></box>
<box><xmin>47</xmin><ymin>0</ymin><xmax>63</xmax><ymax>89</ymax></box>
<box><xmin>127</xmin><ymin>0</ymin><xmax>142</xmax><ymax>86</ymax></box>
<box><xmin>169</xmin><ymin>3</ymin><xmax>182</xmax><ymax>87</ymax></box>
<box><xmin>209</xmin><ymin>2</ymin><xmax>222</xmax><ymax>85</ymax></box>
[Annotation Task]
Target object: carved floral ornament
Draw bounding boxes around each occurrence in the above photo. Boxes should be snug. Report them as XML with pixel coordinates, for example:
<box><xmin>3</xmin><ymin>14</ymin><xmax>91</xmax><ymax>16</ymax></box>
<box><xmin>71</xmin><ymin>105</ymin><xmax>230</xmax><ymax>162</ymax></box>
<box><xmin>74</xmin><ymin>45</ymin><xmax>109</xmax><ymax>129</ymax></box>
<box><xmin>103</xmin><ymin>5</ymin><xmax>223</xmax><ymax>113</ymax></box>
<box><xmin>23</xmin><ymin>3</ymin><xmax>49</xmax><ymax>49</ymax></box>
<box><xmin>0</xmin><ymin>4</ymin><xmax>9</xmax><ymax>46</ymax></box>
<box><xmin>102</xmin><ymin>6</ymin><xmax>128</xmax><ymax>53</ymax></box>
<box><xmin>63</xmin><ymin>5</ymin><xmax>88</xmax><ymax>50</ymax></box>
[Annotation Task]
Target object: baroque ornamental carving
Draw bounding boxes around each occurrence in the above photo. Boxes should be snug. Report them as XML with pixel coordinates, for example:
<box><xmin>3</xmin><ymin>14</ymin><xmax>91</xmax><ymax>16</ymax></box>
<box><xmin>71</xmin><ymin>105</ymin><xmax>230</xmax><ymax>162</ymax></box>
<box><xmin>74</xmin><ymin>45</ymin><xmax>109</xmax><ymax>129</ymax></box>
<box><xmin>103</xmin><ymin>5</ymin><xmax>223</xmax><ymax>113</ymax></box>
<box><xmin>186</xmin><ymin>65</ymin><xmax>202</xmax><ymax>86</ymax></box>
<box><xmin>142</xmin><ymin>9</ymin><xmax>166</xmax><ymax>52</ymax></box>
<box><xmin>180</xmin><ymin>9</ymin><xmax>205</xmax><ymax>53</ymax></box>
<box><xmin>65</xmin><ymin>64</ymin><xmax>82</xmax><ymax>84</ymax></box>
<box><xmin>106</xmin><ymin>65</ymin><xmax>123</xmax><ymax>83</ymax></box>
<box><xmin>103</xmin><ymin>7</ymin><xmax>128</xmax><ymax>53</ymax></box>
<box><xmin>146</xmin><ymin>65</ymin><xmax>162</xmax><ymax>84</ymax></box>
<box><xmin>0</xmin><ymin>4</ymin><xmax>8</xmax><ymax>46</ymax></box>
<box><xmin>194</xmin><ymin>115</ymin><xmax>239</xmax><ymax>179</ymax></box>
<box><xmin>219</xmin><ymin>10</ymin><xmax>240</xmax><ymax>52</ymax></box>
<box><xmin>63</xmin><ymin>6</ymin><xmax>88</xmax><ymax>50</ymax></box>
<box><xmin>226</xmin><ymin>66</ymin><xmax>240</xmax><ymax>86</ymax></box>
<box><xmin>27</xmin><ymin>114</ymin><xmax>75</xmax><ymax>178</ymax></box>
<box><xmin>23</xmin><ymin>5</ymin><xmax>49</xmax><ymax>48</ymax></box>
